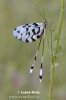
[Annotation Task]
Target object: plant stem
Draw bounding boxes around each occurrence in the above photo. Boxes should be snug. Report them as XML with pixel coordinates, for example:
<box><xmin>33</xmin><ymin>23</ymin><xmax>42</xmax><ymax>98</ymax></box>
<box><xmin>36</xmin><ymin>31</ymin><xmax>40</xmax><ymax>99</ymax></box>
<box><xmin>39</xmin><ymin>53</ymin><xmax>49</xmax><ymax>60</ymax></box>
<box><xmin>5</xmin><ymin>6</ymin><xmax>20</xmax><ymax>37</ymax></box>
<box><xmin>55</xmin><ymin>0</ymin><xmax>64</xmax><ymax>54</ymax></box>
<box><xmin>49</xmin><ymin>61</ymin><xmax>54</xmax><ymax>100</ymax></box>
<box><xmin>49</xmin><ymin>0</ymin><xmax>64</xmax><ymax>100</ymax></box>
<box><xmin>49</xmin><ymin>22</ymin><xmax>55</xmax><ymax>100</ymax></box>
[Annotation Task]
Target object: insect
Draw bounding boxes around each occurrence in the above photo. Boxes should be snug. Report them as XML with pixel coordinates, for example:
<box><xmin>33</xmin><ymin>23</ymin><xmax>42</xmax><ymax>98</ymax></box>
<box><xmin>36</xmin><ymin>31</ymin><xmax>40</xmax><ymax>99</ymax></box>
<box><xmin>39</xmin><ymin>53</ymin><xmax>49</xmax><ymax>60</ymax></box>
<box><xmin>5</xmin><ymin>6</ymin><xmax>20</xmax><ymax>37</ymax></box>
<box><xmin>13</xmin><ymin>20</ymin><xmax>47</xmax><ymax>82</ymax></box>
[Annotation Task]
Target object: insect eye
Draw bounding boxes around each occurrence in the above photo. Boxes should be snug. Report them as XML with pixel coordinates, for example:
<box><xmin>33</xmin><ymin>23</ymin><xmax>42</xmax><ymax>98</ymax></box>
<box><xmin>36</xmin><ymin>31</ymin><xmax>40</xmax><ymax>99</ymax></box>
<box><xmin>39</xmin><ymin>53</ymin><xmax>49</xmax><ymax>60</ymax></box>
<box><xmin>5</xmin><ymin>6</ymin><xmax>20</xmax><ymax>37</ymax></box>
<box><xmin>44</xmin><ymin>20</ymin><xmax>47</xmax><ymax>28</ymax></box>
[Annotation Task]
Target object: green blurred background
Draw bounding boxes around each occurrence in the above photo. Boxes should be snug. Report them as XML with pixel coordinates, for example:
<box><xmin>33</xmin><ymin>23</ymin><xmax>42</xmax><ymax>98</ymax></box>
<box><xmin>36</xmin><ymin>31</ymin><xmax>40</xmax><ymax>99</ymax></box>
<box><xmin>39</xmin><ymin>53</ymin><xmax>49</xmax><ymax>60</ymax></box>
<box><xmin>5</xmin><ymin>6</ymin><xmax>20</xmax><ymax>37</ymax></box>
<box><xmin>0</xmin><ymin>0</ymin><xmax>66</xmax><ymax>100</ymax></box>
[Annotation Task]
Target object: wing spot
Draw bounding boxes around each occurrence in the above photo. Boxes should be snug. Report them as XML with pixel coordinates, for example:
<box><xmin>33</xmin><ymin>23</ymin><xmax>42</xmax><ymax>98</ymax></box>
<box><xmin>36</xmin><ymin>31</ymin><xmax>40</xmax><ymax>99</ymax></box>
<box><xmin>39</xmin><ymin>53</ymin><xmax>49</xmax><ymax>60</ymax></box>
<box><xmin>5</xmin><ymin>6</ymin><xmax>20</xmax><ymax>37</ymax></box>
<box><xmin>37</xmin><ymin>35</ymin><xmax>40</xmax><ymax>38</ymax></box>
<box><xmin>26</xmin><ymin>28</ymin><xmax>29</xmax><ymax>31</ymax></box>
<box><xmin>35</xmin><ymin>27</ymin><xmax>40</xmax><ymax>34</ymax></box>
<box><xmin>32</xmin><ymin>27</ymin><xmax>40</xmax><ymax>35</ymax></box>
<box><xmin>25</xmin><ymin>24</ymin><xmax>28</xmax><ymax>26</ymax></box>
<box><xmin>33</xmin><ymin>23</ymin><xmax>38</xmax><ymax>26</ymax></box>
<box><xmin>31</xmin><ymin>36</ymin><xmax>36</xmax><ymax>42</ymax></box>
<box><xmin>22</xmin><ymin>25</ymin><xmax>26</xmax><ymax>28</ymax></box>
<box><xmin>17</xmin><ymin>31</ymin><xmax>20</xmax><ymax>33</ymax></box>
<box><xmin>28</xmin><ymin>25</ymin><xmax>31</xmax><ymax>27</ymax></box>
<box><xmin>21</xmin><ymin>33</ymin><xmax>22</xmax><ymax>35</ymax></box>
<box><xmin>14</xmin><ymin>28</ymin><xmax>16</xmax><ymax>30</ymax></box>
<box><xmin>32</xmin><ymin>29</ymin><xmax>35</xmax><ymax>34</ymax></box>
<box><xmin>26</xmin><ymin>39</ymin><xmax>29</xmax><ymax>42</ymax></box>
<box><xmin>27</xmin><ymin>32</ymin><xmax>30</xmax><ymax>35</ymax></box>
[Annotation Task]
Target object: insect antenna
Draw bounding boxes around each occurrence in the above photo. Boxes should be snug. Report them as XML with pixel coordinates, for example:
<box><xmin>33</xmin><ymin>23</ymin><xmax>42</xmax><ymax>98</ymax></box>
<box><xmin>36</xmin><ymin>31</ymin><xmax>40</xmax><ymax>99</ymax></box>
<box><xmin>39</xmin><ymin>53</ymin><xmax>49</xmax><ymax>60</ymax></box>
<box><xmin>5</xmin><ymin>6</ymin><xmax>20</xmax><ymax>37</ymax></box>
<box><xmin>39</xmin><ymin>33</ymin><xmax>45</xmax><ymax>82</ymax></box>
<box><xmin>30</xmin><ymin>37</ymin><xmax>42</xmax><ymax>74</ymax></box>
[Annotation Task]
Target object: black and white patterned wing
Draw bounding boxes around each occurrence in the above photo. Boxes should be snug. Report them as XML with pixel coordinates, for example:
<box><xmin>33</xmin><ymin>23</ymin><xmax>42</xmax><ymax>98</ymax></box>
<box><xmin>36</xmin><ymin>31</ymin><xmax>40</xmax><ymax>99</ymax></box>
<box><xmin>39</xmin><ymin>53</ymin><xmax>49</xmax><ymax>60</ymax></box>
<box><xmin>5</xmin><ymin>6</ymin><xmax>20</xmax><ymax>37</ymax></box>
<box><xmin>13</xmin><ymin>23</ymin><xmax>44</xmax><ymax>43</ymax></box>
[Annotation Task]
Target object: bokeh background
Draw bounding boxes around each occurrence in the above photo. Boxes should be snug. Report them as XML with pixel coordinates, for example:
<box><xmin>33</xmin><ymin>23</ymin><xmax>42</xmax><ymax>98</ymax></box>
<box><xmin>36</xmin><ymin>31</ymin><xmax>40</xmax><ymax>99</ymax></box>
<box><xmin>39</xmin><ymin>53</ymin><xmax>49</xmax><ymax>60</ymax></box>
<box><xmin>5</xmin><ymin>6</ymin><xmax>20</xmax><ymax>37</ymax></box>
<box><xmin>0</xmin><ymin>0</ymin><xmax>66</xmax><ymax>100</ymax></box>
